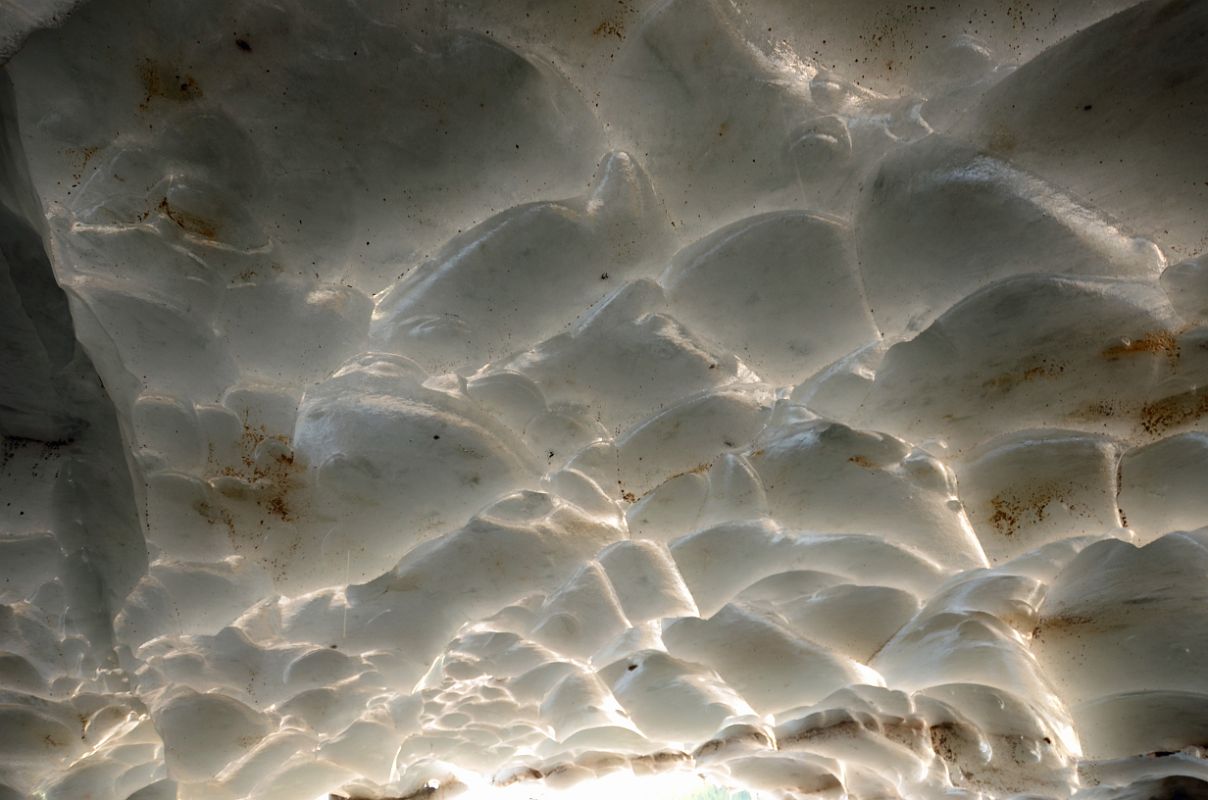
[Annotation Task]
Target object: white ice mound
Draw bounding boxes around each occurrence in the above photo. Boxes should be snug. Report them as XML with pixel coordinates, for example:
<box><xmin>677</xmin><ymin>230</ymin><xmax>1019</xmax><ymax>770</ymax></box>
<box><xmin>1</xmin><ymin>0</ymin><xmax>1207</xmax><ymax>799</ymax></box>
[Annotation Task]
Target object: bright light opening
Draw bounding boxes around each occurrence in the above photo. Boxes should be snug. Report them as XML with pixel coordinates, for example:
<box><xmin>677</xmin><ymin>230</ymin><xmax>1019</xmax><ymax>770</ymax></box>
<box><xmin>321</xmin><ymin>771</ymin><xmax>755</xmax><ymax>800</ymax></box>
<box><xmin>465</xmin><ymin>773</ymin><xmax>753</xmax><ymax>800</ymax></box>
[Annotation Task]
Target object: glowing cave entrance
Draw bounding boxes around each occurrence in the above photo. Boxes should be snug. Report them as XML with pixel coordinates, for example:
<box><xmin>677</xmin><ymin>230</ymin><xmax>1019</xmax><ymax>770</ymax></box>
<box><xmin>323</xmin><ymin>775</ymin><xmax>755</xmax><ymax>800</ymax></box>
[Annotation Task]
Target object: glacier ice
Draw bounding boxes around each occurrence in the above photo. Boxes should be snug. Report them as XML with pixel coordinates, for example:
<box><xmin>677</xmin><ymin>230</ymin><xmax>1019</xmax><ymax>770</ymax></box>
<box><xmin>2</xmin><ymin>1</ymin><xmax>1208</xmax><ymax>799</ymax></box>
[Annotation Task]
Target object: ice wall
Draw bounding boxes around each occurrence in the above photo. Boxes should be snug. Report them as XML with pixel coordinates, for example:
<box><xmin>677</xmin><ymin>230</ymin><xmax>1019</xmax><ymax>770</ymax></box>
<box><xmin>1</xmin><ymin>1</ymin><xmax>1207</xmax><ymax>799</ymax></box>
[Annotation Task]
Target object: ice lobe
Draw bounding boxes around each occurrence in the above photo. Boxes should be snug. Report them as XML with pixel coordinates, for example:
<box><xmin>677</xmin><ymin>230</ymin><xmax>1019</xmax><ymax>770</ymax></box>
<box><xmin>2</xmin><ymin>0</ymin><xmax>1208</xmax><ymax>799</ymax></box>
<box><xmin>961</xmin><ymin>0</ymin><xmax>1208</xmax><ymax>258</ymax></box>
<box><xmin>857</xmin><ymin>137</ymin><xmax>1164</xmax><ymax>335</ymax></box>
<box><xmin>663</xmin><ymin>212</ymin><xmax>876</xmax><ymax>385</ymax></box>
<box><xmin>855</xmin><ymin>275</ymin><xmax>1192</xmax><ymax>448</ymax></box>
<box><xmin>372</xmin><ymin>152</ymin><xmax>669</xmax><ymax>373</ymax></box>
<box><xmin>292</xmin><ymin>354</ymin><xmax>538</xmax><ymax>580</ymax></box>
<box><xmin>1036</xmin><ymin>532</ymin><xmax>1208</xmax><ymax>758</ymax></box>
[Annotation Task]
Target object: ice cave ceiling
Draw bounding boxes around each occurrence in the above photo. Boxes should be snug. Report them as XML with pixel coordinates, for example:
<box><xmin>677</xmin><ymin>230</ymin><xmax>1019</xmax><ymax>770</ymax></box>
<box><xmin>1</xmin><ymin>0</ymin><xmax>1208</xmax><ymax>799</ymax></box>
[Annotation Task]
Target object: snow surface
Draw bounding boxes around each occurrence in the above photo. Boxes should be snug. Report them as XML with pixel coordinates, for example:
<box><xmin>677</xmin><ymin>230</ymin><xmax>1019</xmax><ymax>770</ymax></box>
<box><xmin>1</xmin><ymin>1</ymin><xmax>1207</xmax><ymax>799</ymax></box>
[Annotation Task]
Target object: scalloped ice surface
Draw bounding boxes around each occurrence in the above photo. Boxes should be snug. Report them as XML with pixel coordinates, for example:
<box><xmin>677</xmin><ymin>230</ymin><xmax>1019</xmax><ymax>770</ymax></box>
<box><xmin>1</xmin><ymin>1</ymin><xmax>1208</xmax><ymax>799</ymax></box>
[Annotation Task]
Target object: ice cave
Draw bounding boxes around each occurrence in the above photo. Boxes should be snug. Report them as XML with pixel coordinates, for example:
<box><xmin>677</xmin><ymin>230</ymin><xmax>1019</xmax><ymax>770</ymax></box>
<box><xmin>1</xmin><ymin>0</ymin><xmax>1207</xmax><ymax>798</ymax></box>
